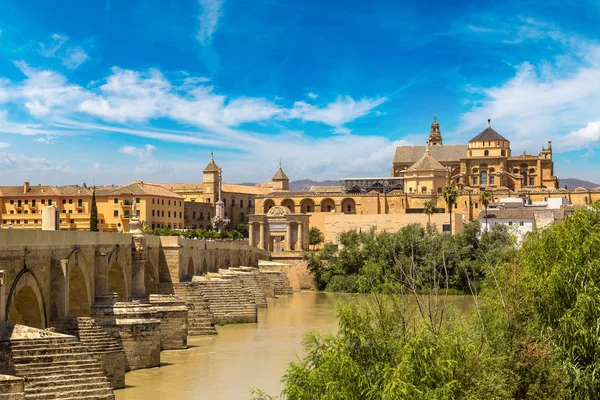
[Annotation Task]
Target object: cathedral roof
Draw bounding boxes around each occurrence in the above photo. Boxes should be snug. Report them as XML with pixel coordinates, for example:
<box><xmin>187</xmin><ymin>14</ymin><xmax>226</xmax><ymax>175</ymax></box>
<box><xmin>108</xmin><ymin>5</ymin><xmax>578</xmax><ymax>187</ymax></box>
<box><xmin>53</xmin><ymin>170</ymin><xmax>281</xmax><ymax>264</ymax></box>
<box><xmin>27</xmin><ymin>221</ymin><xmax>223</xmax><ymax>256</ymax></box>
<box><xmin>406</xmin><ymin>147</ymin><xmax>446</xmax><ymax>171</ymax></box>
<box><xmin>469</xmin><ymin>120</ymin><xmax>508</xmax><ymax>142</ymax></box>
<box><xmin>272</xmin><ymin>167</ymin><xmax>289</xmax><ymax>181</ymax></box>
<box><xmin>393</xmin><ymin>144</ymin><xmax>468</xmax><ymax>164</ymax></box>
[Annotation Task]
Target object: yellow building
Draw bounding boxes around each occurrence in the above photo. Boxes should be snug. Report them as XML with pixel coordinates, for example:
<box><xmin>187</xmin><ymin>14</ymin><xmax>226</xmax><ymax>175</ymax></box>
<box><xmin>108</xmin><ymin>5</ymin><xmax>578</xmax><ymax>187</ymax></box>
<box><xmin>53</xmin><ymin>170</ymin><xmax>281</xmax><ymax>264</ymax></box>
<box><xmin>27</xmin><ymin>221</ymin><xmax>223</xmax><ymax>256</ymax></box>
<box><xmin>0</xmin><ymin>181</ymin><xmax>184</xmax><ymax>232</ymax></box>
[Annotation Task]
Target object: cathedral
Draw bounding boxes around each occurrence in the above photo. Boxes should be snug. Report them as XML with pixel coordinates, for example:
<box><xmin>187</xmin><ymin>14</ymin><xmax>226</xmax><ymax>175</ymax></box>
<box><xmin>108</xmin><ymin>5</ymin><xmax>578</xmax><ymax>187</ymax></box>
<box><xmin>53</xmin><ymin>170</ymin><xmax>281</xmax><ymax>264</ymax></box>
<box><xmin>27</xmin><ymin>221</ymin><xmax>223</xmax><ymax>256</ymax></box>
<box><xmin>393</xmin><ymin>116</ymin><xmax>559</xmax><ymax>192</ymax></box>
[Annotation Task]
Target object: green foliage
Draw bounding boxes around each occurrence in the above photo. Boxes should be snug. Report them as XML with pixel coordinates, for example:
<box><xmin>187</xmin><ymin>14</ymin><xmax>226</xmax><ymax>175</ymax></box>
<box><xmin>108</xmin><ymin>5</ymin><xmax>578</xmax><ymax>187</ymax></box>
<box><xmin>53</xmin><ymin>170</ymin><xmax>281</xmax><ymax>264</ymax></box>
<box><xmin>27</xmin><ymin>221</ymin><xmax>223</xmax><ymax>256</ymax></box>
<box><xmin>236</xmin><ymin>223</ymin><xmax>249</xmax><ymax>238</ymax></box>
<box><xmin>152</xmin><ymin>224</ymin><xmax>247</xmax><ymax>239</ymax></box>
<box><xmin>305</xmin><ymin>222</ymin><xmax>515</xmax><ymax>294</ymax></box>
<box><xmin>309</xmin><ymin>226</ymin><xmax>325</xmax><ymax>248</ymax></box>
<box><xmin>423</xmin><ymin>200</ymin><xmax>436</xmax><ymax>225</ymax></box>
<box><xmin>90</xmin><ymin>189</ymin><xmax>99</xmax><ymax>232</ymax></box>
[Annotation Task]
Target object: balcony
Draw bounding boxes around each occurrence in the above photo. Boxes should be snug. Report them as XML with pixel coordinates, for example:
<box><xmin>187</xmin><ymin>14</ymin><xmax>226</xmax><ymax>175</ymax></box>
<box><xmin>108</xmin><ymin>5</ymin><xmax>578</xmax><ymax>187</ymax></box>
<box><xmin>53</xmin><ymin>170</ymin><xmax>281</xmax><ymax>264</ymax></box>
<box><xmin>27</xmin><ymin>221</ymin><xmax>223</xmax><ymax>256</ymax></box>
<box><xmin>14</xmin><ymin>204</ymin><xmax>23</xmax><ymax>210</ymax></box>
<box><xmin>120</xmin><ymin>201</ymin><xmax>133</xmax><ymax>208</ymax></box>
<box><xmin>120</xmin><ymin>215</ymin><xmax>131</xmax><ymax>220</ymax></box>
<box><xmin>75</xmin><ymin>204</ymin><xmax>85</xmax><ymax>210</ymax></box>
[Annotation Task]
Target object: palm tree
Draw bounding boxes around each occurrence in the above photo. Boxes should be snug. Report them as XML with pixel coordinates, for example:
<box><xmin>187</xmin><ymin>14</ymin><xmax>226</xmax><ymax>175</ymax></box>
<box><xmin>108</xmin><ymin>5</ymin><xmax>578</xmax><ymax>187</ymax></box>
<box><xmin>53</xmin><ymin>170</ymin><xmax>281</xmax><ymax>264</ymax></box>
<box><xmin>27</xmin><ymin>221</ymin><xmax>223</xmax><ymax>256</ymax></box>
<box><xmin>442</xmin><ymin>185</ymin><xmax>458</xmax><ymax>233</ymax></box>
<box><xmin>480</xmin><ymin>191</ymin><xmax>492</xmax><ymax>231</ymax></box>
<box><xmin>423</xmin><ymin>200</ymin><xmax>436</xmax><ymax>226</ymax></box>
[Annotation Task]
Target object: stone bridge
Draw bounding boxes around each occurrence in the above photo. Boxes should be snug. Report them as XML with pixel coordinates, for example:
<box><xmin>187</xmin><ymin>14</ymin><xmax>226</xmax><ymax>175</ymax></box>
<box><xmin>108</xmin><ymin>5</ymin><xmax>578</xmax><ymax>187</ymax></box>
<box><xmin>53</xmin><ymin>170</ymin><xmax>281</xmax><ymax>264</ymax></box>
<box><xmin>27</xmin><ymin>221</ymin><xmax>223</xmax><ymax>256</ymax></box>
<box><xmin>0</xmin><ymin>230</ymin><xmax>269</xmax><ymax>330</ymax></box>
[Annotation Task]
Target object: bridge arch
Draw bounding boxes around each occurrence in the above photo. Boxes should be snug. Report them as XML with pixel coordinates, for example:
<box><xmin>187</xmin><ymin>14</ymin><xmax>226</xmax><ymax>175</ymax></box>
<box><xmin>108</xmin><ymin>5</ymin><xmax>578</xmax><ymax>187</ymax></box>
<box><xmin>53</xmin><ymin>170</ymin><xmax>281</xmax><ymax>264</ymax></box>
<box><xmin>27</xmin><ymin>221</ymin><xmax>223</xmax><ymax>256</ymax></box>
<box><xmin>186</xmin><ymin>257</ymin><xmax>195</xmax><ymax>281</ymax></box>
<box><xmin>201</xmin><ymin>258</ymin><xmax>208</xmax><ymax>274</ymax></box>
<box><xmin>108</xmin><ymin>261</ymin><xmax>128</xmax><ymax>301</ymax></box>
<box><xmin>69</xmin><ymin>262</ymin><xmax>91</xmax><ymax>317</ymax></box>
<box><xmin>7</xmin><ymin>269</ymin><xmax>47</xmax><ymax>329</ymax></box>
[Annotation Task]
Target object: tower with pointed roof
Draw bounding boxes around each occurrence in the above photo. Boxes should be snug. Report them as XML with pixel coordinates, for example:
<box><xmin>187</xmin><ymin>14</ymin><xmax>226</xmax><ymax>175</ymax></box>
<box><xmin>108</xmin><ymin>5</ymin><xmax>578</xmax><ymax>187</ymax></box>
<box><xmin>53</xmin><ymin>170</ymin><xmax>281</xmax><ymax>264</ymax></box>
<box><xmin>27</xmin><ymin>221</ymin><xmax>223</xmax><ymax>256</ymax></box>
<box><xmin>403</xmin><ymin>143</ymin><xmax>450</xmax><ymax>195</ymax></box>
<box><xmin>203</xmin><ymin>152</ymin><xmax>220</xmax><ymax>204</ymax></box>
<box><xmin>271</xmin><ymin>160</ymin><xmax>289</xmax><ymax>191</ymax></box>
<box><xmin>428</xmin><ymin>115</ymin><xmax>443</xmax><ymax>146</ymax></box>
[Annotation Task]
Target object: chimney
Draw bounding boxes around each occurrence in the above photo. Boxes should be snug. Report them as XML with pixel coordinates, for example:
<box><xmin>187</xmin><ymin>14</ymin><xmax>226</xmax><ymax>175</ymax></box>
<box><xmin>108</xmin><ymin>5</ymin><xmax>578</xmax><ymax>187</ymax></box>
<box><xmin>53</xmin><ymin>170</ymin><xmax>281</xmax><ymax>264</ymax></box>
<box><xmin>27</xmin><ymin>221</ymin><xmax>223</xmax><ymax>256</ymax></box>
<box><xmin>23</xmin><ymin>182</ymin><xmax>30</xmax><ymax>193</ymax></box>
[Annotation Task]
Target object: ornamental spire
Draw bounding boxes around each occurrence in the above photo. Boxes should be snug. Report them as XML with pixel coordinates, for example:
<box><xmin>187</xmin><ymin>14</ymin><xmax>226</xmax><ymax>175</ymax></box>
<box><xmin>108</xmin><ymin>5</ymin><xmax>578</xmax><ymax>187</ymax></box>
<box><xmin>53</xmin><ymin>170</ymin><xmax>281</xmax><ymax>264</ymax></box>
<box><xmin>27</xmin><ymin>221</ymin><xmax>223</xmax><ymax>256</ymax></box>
<box><xmin>428</xmin><ymin>114</ymin><xmax>442</xmax><ymax>145</ymax></box>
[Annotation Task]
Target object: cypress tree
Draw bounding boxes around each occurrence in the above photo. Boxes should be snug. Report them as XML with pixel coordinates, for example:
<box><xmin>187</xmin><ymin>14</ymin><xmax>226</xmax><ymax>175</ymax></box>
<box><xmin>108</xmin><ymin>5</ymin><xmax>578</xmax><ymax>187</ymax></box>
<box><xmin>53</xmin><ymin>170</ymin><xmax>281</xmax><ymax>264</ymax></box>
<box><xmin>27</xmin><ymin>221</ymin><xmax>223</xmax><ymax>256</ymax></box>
<box><xmin>90</xmin><ymin>189</ymin><xmax>99</xmax><ymax>232</ymax></box>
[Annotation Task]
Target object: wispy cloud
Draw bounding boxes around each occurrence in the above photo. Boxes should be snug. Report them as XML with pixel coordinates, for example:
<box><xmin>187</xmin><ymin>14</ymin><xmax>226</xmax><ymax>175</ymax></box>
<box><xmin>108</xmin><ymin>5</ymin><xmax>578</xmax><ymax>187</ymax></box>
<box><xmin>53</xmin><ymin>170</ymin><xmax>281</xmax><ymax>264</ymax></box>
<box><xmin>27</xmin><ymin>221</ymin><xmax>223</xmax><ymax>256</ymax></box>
<box><xmin>119</xmin><ymin>144</ymin><xmax>156</xmax><ymax>162</ymax></box>
<box><xmin>34</xmin><ymin>136</ymin><xmax>57</xmax><ymax>144</ymax></box>
<box><xmin>307</xmin><ymin>92</ymin><xmax>318</xmax><ymax>99</ymax></box>
<box><xmin>197</xmin><ymin>0</ymin><xmax>223</xmax><ymax>45</ymax></box>
<box><xmin>39</xmin><ymin>34</ymin><xmax>89</xmax><ymax>69</ymax></box>
<box><xmin>0</xmin><ymin>142</ymin><xmax>10</xmax><ymax>148</ymax></box>
<box><xmin>0</xmin><ymin>151</ymin><xmax>69</xmax><ymax>175</ymax></box>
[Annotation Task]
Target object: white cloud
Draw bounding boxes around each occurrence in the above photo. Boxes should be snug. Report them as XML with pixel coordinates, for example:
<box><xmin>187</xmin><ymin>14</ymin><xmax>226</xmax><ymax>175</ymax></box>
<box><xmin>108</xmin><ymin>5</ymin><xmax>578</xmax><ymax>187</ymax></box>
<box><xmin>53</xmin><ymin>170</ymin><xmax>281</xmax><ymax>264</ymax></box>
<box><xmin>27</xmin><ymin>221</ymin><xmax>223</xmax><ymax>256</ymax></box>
<box><xmin>0</xmin><ymin>152</ymin><xmax>68</xmax><ymax>174</ymax></box>
<box><xmin>39</xmin><ymin>34</ymin><xmax>89</xmax><ymax>70</ymax></box>
<box><xmin>62</xmin><ymin>47</ymin><xmax>88</xmax><ymax>69</ymax></box>
<box><xmin>0</xmin><ymin>142</ymin><xmax>10</xmax><ymax>148</ymax></box>
<box><xmin>307</xmin><ymin>92</ymin><xmax>318</xmax><ymax>99</ymax></box>
<box><xmin>34</xmin><ymin>136</ymin><xmax>57</xmax><ymax>144</ymax></box>
<box><xmin>287</xmin><ymin>95</ymin><xmax>387</xmax><ymax>129</ymax></box>
<box><xmin>197</xmin><ymin>0</ymin><xmax>223</xmax><ymax>45</ymax></box>
<box><xmin>559</xmin><ymin>122</ymin><xmax>600</xmax><ymax>151</ymax></box>
<box><xmin>119</xmin><ymin>144</ymin><xmax>156</xmax><ymax>162</ymax></box>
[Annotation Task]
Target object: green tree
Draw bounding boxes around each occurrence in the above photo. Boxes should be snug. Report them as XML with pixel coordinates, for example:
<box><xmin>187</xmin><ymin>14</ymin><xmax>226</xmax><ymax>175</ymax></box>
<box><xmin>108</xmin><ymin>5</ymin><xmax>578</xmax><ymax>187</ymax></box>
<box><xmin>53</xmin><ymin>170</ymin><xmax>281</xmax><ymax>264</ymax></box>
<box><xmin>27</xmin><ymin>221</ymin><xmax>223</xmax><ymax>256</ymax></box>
<box><xmin>423</xmin><ymin>200</ymin><xmax>436</xmax><ymax>226</ymax></box>
<box><xmin>308</xmin><ymin>226</ymin><xmax>325</xmax><ymax>249</ymax></box>
<box><xmin>479</xmin><ymin>190</ymin><xmax>492</xmax><ymax>231</ymax></box>
<box><xmin>442</xmin><ymin>185</ymin><xmax>458</xmax><ymax>233</ymax></box>
<box><xmin>235</xmin><ymin>223</ymin><xmax>249</xmax><ymax>238</ymax></box>
<box><xmin>90</xmin><ymin>189</ymin><xmax>99</xmax><ymax>232</ymax></box>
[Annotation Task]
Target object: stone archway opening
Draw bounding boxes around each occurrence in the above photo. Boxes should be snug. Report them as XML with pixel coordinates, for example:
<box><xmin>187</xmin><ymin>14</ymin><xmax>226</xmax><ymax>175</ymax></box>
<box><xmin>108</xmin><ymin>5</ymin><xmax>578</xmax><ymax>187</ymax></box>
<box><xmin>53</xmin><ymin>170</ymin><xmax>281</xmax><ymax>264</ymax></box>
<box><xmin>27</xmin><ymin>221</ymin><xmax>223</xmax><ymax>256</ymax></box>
<box><xmin>263</xmin><ymin>199</ymin><xmax>275</xmax><ymax>214</ymax></box>
<box><xmin>69</xmin><ymin>265</ymin><xmax>90</xmax><ymax>317</ymax></box>
<box><xmin>8</xmin><ymin>285</ymin><xmax>44</xmax><ymax>328</ymax></box>
<box><xmin>144</xmin><ymin>261</ymin><xmax>157</xmax><ymax>295</ymax></box>
<box><xmin>300</xmin><ymin>198</ymin><xmax>315</xmax><ymax>213</ymax></box>
<box><xmin>108</xmin><ymin>262</ymin><xmax>127</xmax><ymax>301</ymax></box>
<box><xmin>320</xmin><ymin>198</ymin><xmax>336</xmax><ymax>213</ymax></box>
<box><xmin>186</xmin><ymin>257</ymin><xmax>195</xmax><ymax>281</ymax></box>
<box><xmin>341</xmin><ymin>198</ymin><xmax>356</xmax><ymax>214</ymax></box>
<box><xmin>281</xmin><ymin>199</ymin><xmax>296</xmax><ymax>213</ymax></box>
<box><xmin>201</xmin><ymin>259</ymin><xmax>208</xmax><ymax>274</ymax></box>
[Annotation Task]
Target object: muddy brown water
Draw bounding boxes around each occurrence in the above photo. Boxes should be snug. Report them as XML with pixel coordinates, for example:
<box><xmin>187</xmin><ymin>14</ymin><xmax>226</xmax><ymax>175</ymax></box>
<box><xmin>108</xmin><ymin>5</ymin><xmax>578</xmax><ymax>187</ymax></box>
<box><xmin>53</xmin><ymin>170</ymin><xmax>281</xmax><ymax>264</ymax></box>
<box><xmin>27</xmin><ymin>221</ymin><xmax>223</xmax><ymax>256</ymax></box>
<box><xmin>115</xmin><ymin>292</ymin><xmax>473</xmax><ymax>400</ymax></box>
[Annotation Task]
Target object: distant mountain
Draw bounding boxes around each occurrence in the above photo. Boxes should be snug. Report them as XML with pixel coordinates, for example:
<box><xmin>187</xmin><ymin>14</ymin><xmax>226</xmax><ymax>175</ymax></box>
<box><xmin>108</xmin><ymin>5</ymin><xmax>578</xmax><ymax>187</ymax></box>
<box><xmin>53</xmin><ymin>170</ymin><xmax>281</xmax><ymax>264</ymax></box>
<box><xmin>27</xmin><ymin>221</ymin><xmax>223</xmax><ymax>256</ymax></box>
<box><xmin>289</xmin><ymin>179</ymin><xmax>340</xmax><ymax>191</ymax></box>
<box><xmin>561</xmin><ymin>178</ymin><xmax>600</xmax><ymax>190</ymax></box>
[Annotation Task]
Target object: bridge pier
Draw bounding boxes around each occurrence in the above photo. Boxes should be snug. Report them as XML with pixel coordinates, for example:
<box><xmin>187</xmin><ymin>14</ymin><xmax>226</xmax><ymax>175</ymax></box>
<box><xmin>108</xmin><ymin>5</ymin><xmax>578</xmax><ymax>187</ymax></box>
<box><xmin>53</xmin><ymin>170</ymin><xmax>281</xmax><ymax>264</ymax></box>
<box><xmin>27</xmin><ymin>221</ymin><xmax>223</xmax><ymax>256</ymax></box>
<box><xmin>60</xmin><ymin>260</ymin><xmax>70</xmax><ymax>319</ymax></box>
<box><xmin>0</xmin><ymin>270</ymin><xmax>5</xmax><ymax>323</ymax></box>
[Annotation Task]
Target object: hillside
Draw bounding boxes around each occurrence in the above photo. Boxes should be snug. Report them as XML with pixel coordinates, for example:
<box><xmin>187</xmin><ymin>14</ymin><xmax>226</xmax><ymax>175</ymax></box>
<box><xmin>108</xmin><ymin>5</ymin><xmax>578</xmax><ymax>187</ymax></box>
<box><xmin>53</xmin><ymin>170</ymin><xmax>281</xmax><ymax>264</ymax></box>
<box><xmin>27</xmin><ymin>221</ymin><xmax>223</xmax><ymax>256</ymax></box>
<box><xmin>561</xmin><ymin>178</ymin><xmax>600</xmax><ymax>190</ymax></box>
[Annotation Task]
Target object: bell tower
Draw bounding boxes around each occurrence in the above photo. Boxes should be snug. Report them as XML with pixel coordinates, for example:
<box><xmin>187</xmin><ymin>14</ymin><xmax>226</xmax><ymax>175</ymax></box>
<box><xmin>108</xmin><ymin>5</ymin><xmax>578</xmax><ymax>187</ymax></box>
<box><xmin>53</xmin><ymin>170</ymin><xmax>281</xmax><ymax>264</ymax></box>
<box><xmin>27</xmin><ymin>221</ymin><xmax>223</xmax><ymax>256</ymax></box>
<box><xmin>428</xmin><ymin>115</ymin><xmax>443</xmax><ymax>146</ymax></box>
<box><xmin>202</xmin><ymin>152</ymin><xmax>219</xmax><ymax>204</ymax></box>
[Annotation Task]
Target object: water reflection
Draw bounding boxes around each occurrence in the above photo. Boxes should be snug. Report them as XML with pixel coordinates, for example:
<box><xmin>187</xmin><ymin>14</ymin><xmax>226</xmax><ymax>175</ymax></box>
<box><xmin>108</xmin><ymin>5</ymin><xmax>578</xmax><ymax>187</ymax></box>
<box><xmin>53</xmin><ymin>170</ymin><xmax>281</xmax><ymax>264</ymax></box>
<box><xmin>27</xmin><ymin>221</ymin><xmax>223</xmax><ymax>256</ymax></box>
<box><xmin>115</xmin><ymin>292</ymin><xmax>472</xmax><ymax>400</ymax></box>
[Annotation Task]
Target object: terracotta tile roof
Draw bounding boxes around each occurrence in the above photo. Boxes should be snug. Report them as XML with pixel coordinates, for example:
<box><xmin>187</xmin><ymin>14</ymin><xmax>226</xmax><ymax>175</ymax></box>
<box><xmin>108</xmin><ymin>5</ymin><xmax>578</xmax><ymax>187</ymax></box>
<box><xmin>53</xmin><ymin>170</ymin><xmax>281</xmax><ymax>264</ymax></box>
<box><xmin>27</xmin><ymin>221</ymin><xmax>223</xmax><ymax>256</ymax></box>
<box><xmin>406</xmin><ymin>150</ymin><xmax>446</xmax><ymax>171</ymax></box>
<box><xmin>0</xmin><ymin>184</ymin><xmax>60</xmax><ymax>197</ymax></box>
<box><xmin>309</xmin><ymin>185</ymin><xmax>343</xmax><ymax>193</ymax></box>
<box><xmin>393</xmin><ymin>145</ymin><xmax>468</xmax><ymax>164</ymax></box>
<box><xmin>272</xmin><ymin>167</ymin><xmax>289</xmax><ymax>181</ymax></box>
<box><xmin>58</xmin><ymin>185</ymin><xmax>93</xmax><ymax>196</ymax></box>
<box><xmin>151</xmin><ymin>182</ymin><xmax>204</xmax><ymax>191</ymax></box>
<box><xmin>478</xmin><ymin>209</ymin><xmax>535</xmax><ymax>220</ymax></box>
<box><xmin>221</xmin><ymin>184</ymin><xmax>272</xmax><ymax>195</ymax></box>
<box><xmin>96</xmin><ymin>182</ymin><xmax>183</xmax><ymax>198</ymax></box>
<box><xmin>203</xmin><ymin>157</ymin><xmax>220</xmax><ymax>173</ymax></box>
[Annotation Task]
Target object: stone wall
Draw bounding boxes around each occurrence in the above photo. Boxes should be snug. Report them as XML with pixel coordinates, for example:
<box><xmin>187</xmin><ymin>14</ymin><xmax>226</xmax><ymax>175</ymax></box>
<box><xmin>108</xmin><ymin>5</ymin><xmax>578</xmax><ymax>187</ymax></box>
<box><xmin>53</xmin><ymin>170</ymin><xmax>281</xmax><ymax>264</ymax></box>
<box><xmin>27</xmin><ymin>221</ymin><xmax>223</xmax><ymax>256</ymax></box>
<box><xmin>148</xmin><ymin>294</ymin><xmax>188</xmax><ymax>350</ymax></box>
<box><xmin>0</xmin><ymin>375</ymin><xmax>24</xmax><ymax>400</ymax></box>
<box><xmin>266</xmin><ymin>256</ymin><xmax>313</xmax><ymax>290</ymax></box>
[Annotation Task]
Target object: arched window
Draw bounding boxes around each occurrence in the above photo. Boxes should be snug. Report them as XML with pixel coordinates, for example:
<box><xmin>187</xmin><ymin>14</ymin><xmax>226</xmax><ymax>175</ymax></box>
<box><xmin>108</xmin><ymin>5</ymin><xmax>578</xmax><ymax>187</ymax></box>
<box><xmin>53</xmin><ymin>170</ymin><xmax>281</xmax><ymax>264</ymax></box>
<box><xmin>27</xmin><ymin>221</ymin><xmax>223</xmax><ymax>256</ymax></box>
<box><xmin>484</xmin><ymin>150</ymin><xmax>489</xmax><ymax>157</ymax></box>
<box><xmin>473</xmin><ymin>168</ymin><xmax>479</xmax><ymax>173</ymax></box>
<box><xmin>481</xmin><ymin>171</ymin><xmax>488</xmax><ymax>185</ymax></box>
<box><xmin>529</xmin><ymin>168</ymin><xmax>535</xmax><ymax>174</ymax></box>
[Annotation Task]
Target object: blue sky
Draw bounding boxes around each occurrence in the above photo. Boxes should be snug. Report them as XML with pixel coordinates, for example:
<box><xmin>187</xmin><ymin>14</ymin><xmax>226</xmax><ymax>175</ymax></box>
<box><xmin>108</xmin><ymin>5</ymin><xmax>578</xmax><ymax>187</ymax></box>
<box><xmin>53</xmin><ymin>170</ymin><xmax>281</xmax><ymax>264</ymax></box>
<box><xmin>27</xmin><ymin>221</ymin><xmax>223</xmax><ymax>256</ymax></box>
<box><xmin>0</xmin><ymin>0</ymin><xmax>599</xmax><ymax>186</ymax></box>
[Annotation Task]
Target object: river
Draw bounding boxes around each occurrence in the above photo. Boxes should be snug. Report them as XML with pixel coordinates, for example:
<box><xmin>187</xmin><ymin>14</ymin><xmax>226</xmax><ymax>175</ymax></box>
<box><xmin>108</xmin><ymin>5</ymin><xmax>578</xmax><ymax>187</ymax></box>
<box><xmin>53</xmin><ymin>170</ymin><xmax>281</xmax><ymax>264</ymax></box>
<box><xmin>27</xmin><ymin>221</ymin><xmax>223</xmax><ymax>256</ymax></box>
<box><xmin>115</xmin><ymin>292</ymin><xmax>473</xmax><ymax>400</ymax></box>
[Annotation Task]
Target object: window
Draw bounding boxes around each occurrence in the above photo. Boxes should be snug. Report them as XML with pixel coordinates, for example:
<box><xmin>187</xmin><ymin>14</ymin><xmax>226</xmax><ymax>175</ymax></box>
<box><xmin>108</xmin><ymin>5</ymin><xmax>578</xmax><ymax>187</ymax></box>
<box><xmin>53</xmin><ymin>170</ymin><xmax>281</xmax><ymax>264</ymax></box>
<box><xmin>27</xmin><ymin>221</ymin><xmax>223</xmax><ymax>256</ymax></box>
<box><xmin>114</xmin><ymin>210</ymin><xmax>118</xmax><ymax>217</ymax></box>
<box><xmin>481</xmin><ymin>171</ymin><xmax>488</xmax><ymax>185</ymax></box>
<box><xmin>25</xmin><ymin>200</ymin><xmax>29</xmax><ymax>205</ymax></box>
<box><xmin>193</xmin><ymin>211</ymin><xmax>196</xmax><ymax>219</ymax></box>
<box><xmin>168</xmin><ymin>200</ymin><xmax>171</xmax><ymax>206</ymax></box>
<box><xmin>501</xmin><ymin>150</ymin><xmax>506</xmax><ymax>156</ymax></box>
<box><xmin>152</xmin><ymin>199</ymin><xmax>155</xmax><ymax>204</ymax></box>
<box><xmin>484</xmin><ymin>150</ymin><xmax>489</xmax><ymax>156</ymax></box>
<box><xmin>34</xmin><ymin>220</ymin><xmax>38</xmax><ymax>224</ymax></box>
<box><xmin>78</xmin><ymin>210</ymin><xmax>82</xmax><ymax>214</ymax></box>
<box><xmin>162</xmin><ymin>199</ymin><xmax>164</xmax><ymax>205</ymax></box>
<box><xmin>136</xmin><ymin>197</ymin><xmax>140</xmax><ymax>204</ymax></box>
<box><xmin>421</xmin><ymin>186</ymin><xmax>427</xmax><ymax>194</ymax></box>
<box><xmin>114</xmin><ymin>198</ymin><xmax>118</xmax><ymax>204</ymax></box>
<box><xmin>207</xmin><ymin>198</ymin><xmax>211</xmax><ymax>203</ymax></box>
<box><xmin>68</xmin><ymin>199</ymin><xmax>73</xmax><ymax>204</ymax></box>
<box><xmin>24</xmin><ymin>211</ymin><xmax>28</xmax><ymax>214</ymax></box>
<box><xmin>520</xmin><ymin>221</ymin><xmax>524</xmax><ymax>226</ymax></box>
<box><xmin>179</xmin><ymin>212</ymin><xmax>182</xmax><ymax>218</ymax></box>
<box><xmin>490</xmin><ymin>175</ymin><xmax>495</xmax><ymax>185</ymax></box>
<box><xmin>168</xmin><ymin>211</ymin><xmax>171</xmax><ymax>218</ymax></box>
<box><xmin>200</xmin><ymin>212</ymin><xmax>204</xmax><ymax>220</ymax></box>
<box><xmin>48</xmin><ymin>199</ymin><xmax>52</xmax><ymax>206</ymax></box>
<box><xmin>32</xmin><ymin>200</ymin><xmax>36</xmax><ymax>207</ymax></box>
<box><xmin>473</xmin><ymin>176</ymin><xmax>479</xmax><ymax>185</ymax></box>
<box><xmin>162</xmin><ymin>210</ymin><xmax>164</xmax><ymax>217</ymax></box>
<box><xmin>327</xmin><ymin>205</ymin><xmax>332</xmax><ymax>212</ymax></box>
<box><xmin>249</xmin><ymin>201</ymin><xmax>252</xmax><ymax>209</ymax></box>
<box><xmin>124</xmin><ymin>210</ymin><xmax>130</xmax><ymax>218</ymax></box>
<box><xmin>9</xmin><ymin>211</ymin><xmax>13</xmax><ymax>214</ymax></box>
<box><xmin>152</xmin><ymin>224</ymin><xmax>155</xmax><ymax>230</ymax></box>
<box><xmin>10</xmin><ymin>200</ymin><xmax>14</xmax><ymax>205</ymax></box>
<box><xmin>509</xmin><ymin>221</ymin><xmax>513</xmax><ymax>226</ymax></box>
<box><xmin>152</xmin><ymin>210</ymin><xmax>155</xmax><ymax>217</ymax></box>
<box><xmin>77</xmin><ymin>199</ymin><xmax>82</xmax><ymax>206</ymax></box>
<box><xmin>475</xmin><ymin>203</ymin><xmax>478</xmax><ymax>209</ymax></box>
<box><xmin>179</xmin><ymin>201</ymin><xmax>182</xmax><ymax>206</ymax></box>
<box><xmin>136</xmin><ymin>210</ymin><xmax>140</xmax><ymax>218</ymax></box>
<box><xmin>17</xmin><ymin>200</ymin><xmax>21</xmax><ymax>207</ymax></box>
<box><xmin>24</xmin><ymin>220</ymin><xmax>28</xmax><ymax>224</ymax></box>
<box><xmin>306</xmin><ymin>205</ymin><xmax>312</xmax><ymax>212</ymax></box>
<box><xmin>62</xmin><ymin>199</ymin><xmax>66</xmax><ymax>204</ymax></box>
<box><xmin>240</xmin><ymin>200</ymin><xmax>244</xmax><ymax>208</ymax></box>
<box><xmin>473</xmin><ymin>168</ymin><xmax>479</xmax><ymax>173</ymax></box>
<box><xmin>529</xmin><ymin>177</ymin><xmax>535</xmax><ymax>186</ymax></box>
<box><xmin>454</xmin><ymin>203</ymin><xmax>457</xmax><ymax>209</ymax></box>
